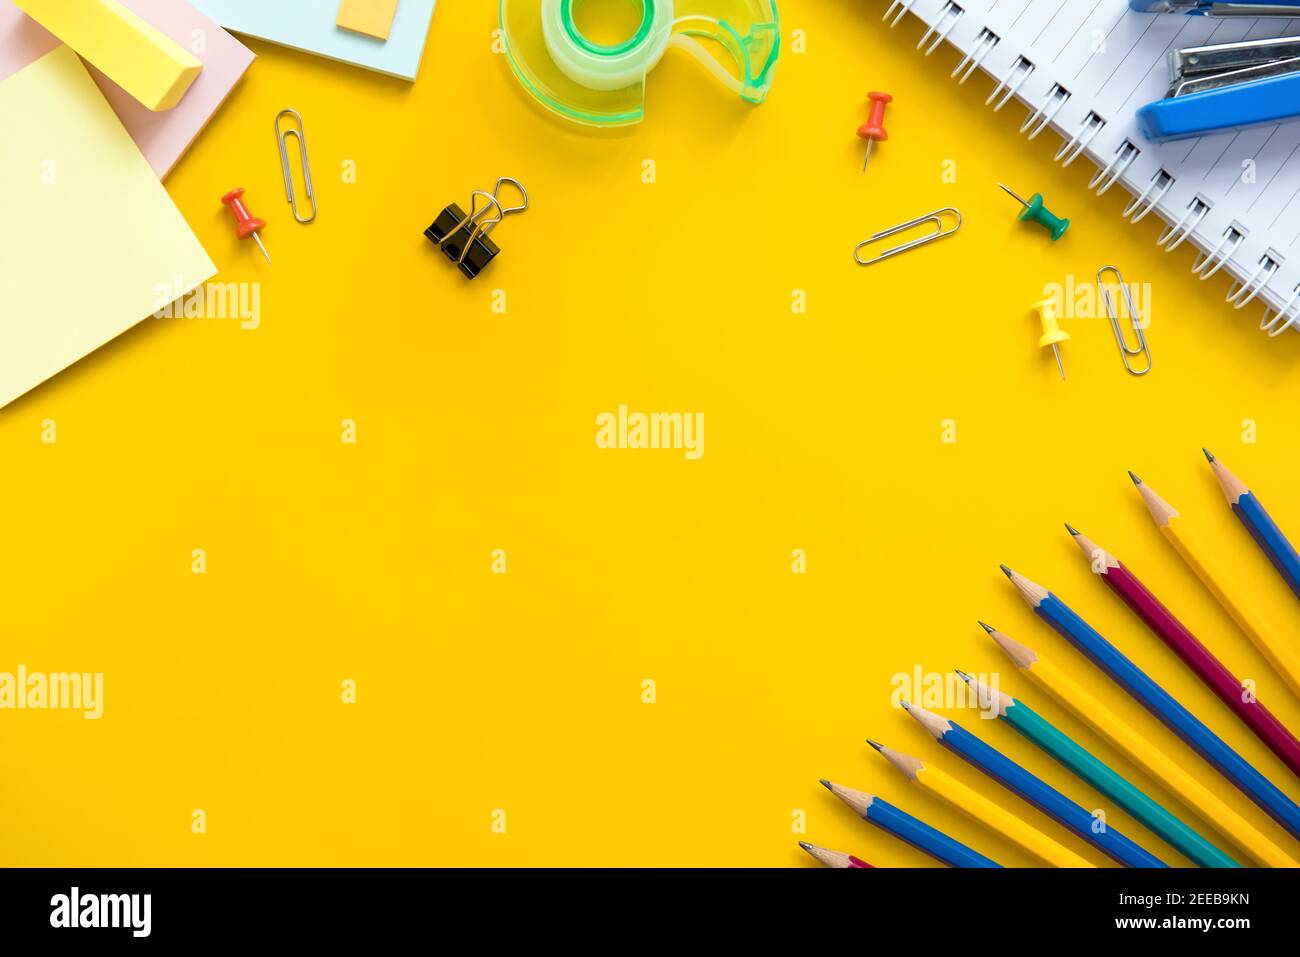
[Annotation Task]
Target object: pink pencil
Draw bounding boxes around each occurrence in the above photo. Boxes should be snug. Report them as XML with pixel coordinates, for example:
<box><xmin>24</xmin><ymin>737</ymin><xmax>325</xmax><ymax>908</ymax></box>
<box><xmin>799</xmin><ymin>841</ymin><xmax>874</xmax><ymax>868</ymax></box>
<box><xmin>1069</xmin><ymin>524</ymin><xmax>1300</xmax><ymax>779</ymax></box>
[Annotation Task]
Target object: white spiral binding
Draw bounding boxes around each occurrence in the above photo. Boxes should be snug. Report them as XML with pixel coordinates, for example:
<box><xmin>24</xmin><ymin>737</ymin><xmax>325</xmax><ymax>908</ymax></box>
<box><xmin>1020</xmin><ymin>84</ymin><xmax>1069</xmax><ymax>140</ymax></box>
<box><xmin>1192</xmin><ymin>227</ymin><xmax>1244</xmax><ymax>281</ymax></box>
<box><xmin>884</xmin><ymin>0</ymin><xmax>917</xmax><ymax>28</ymax></box>
<box><xmin>1089</xmin><ymin>141</ymin><xmax>1139</xmax><ymax>196</ymax></box>
<box><xmin>952</xmin><ymin>28</ymin><xmax>999</xmax><ymax>84</ymax></box>
<box><xmin>1226</xmin><ymin>255</ymin><xmax>1278</xmax><ymax>309</ymax></box>
<box><xmin>987</xmin><ymin>56</ymin><xmax>1034</xmax><ymax>112</ymax></box>
<box><xmin>1054</xmin><ymin>112</ymin><xmax>1104</xmax><ymax>169</ymax></box>
<box><xmin>917</xmin><ymin>2</ymin><xmax>964</xmax><ymax>56</ymax></box>
<box><xmin>882</xmin><ymin>2</ymin><xmax>1300</xmax><ymax>337</ymax></box>
<box><xmin>1123</xmin><ymin>170</ymin><xmax>1173</xmax><ymax>224</ymax></box>
<box><xmin>1261</xmin><ymin>284</ymin><xmax>1300</xmax><ymax>336</ymax></box>
<box><xmin>1157</xmin><ymin>198</ymin><xmax>1209</xmax><ymax>253</ymax></box>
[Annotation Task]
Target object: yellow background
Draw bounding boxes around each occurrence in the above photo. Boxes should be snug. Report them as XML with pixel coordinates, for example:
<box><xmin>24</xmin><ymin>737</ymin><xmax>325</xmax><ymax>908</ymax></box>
<box><xmin>4</xmin><ymin>0</ymin><xmax>1300</xmax><ymax>868</ymax></box>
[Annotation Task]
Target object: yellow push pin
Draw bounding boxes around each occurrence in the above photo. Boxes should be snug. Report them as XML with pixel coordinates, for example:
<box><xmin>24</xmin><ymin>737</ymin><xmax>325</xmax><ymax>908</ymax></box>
<box><xmin>1032</xmin><ymin>298</ymin><xmax>1070</xmax><ymax>380</ymax></box>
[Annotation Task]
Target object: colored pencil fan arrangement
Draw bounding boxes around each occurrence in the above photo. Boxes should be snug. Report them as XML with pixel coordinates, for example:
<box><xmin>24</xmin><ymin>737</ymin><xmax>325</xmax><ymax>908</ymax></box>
<box><xmin>811</xmin><ymin>452</ymin><xmax>1300</xmax><ymax>869</ymax></box>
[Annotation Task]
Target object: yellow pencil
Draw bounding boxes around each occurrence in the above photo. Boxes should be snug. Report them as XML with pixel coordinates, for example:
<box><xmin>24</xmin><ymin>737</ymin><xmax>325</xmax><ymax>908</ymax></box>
<box><xmin>1132</xmin><ymin>471</ymin><xmax>1300</xmax><ymax>703</ymax></box>
<box><xmin>986</xmin><ymin>623</ymin><xmax>1298</xmax><ymax>868</ymax></box>
<box><xmin>868</xmin><ymin>739</ymin><xmax>1095</xmax><ymax>867</ymax></box>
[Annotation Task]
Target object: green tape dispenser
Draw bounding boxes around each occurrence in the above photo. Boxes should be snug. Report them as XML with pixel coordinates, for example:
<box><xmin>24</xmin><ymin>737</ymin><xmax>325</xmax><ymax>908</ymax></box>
<box><xmin>499</xmin><ymin>0</ymin><xmax>780</xmax><ymax>127</ymax></box>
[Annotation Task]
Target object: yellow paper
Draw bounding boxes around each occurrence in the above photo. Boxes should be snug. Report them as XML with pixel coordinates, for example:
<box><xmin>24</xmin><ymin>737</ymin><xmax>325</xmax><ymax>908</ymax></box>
<box><xmin>0</xmin><ymin>45</ymin><xmax>214</xmax><ymax>409</ymax></box>
<box><xmin>336</xmin><ymin>0</ymin><xmax>400</xmax><ymax>40</ymax></box>
<box><xmin>14</xmin><ymin>0</ymin><xmax>203</xmax><ymax>111</ymax></box>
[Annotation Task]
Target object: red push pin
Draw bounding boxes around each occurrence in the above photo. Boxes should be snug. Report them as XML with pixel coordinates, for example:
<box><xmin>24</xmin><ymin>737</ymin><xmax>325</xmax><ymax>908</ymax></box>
<box><xmin>857</xmin><ymin>91</ymin><xmax>892</xmax><ymax>173</ymax></box>
<box><xmin>221</xmin><ymin>188</ymin><xmax>271</xmax><ymax>264</ymax></box>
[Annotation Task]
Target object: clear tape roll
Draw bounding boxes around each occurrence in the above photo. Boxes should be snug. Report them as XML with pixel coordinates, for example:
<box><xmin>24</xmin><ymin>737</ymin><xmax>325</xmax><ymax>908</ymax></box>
<box><xmin>541</xmin><ymin>0</ymin><xmax>673</xmax><ymax>92</ymax></box>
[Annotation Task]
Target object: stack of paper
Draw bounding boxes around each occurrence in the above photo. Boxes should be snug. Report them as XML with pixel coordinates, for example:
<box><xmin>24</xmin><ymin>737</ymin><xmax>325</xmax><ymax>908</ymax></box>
<box><xmin>0</xmin><ymin>45</ymin><xmax>215</xmax><ymax>408</ymax></box>
<box><xmin>190</xmin><ymin>0</ymin><xmax>437</xmax><ymax>81</ymax></box>
<box><xmin>0</xmin><ymin>0</ymin><xmax>255</xmax><ymax>177</ymax></box>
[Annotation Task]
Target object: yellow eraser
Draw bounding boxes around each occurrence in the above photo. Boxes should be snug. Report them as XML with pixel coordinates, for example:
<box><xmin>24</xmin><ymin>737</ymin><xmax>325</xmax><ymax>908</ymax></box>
<box><xmin>337</xmin><ymin>0</ymin><xmax>401</xmax><ymax>41</ymax></box>
<box><xmin>14</xmin><ymin>0</ymin><xmax>202</xmax><ymax>111</ymax></box>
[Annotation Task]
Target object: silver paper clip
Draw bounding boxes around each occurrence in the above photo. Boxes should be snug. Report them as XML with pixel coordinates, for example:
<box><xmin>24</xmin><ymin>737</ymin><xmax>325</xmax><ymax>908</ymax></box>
<box><xmin>275</xmin><ymin>109</ymin><xmax>316</xmax><ymax>224</ymax></box>
<box><xmin>442</xmin><ymin>178</ymin><xmax>527</xmax><ymax>261</ymax></box>
<box><xmin>1098</xmin><ymin>265</ymin><xmax>1152</xmax><ymax>376</ymax></box>
<box><xmin>854</xmin><ymin>207</ymin><xmax>962</xmax><ymax>265</ymax></box>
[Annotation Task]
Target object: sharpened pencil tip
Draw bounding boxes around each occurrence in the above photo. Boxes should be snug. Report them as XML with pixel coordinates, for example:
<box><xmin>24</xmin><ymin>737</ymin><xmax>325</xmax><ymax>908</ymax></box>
<box><xmin>819</xmin><ymin>778</ymin><xmax>832</xmax><ymax>791</ymax></box>
<box><xmin>977</xmin><ymin>620</ymin><xmax>995</xmax><ymax>634</ymax></box>
<box><xmin>1203</xmin><ymin>447</ymin><xmax>1215</xmax><ymax>463</ymax></box>
<box><xmin>900</xmin><ymin>700</ymin><xmax>912</xmax><ymax>711</ymax></box>
<box><xmin>955</xmin><ymin>669</ymin><xmax>972</xmax><ymax>683</ymax></box>
<box><xmin>1064</xmin><ymin>522</ymin><xmax>1079</xmax><ymax>536</ymax></box>
<box><xmin>798</xmin><ymin>841</ymin><xmax>813</xmax><ymax>851</ymax></box>
<box><xmin>866</xmin><ymin>739</ymin><xmax>883</xmax><ymax>751</ymax></box>
<box><xmin>999</xmin><ymin>563</ymin><xmax>1013</xmax><ymax>578</ymax></box>
<box><xmin>1128</xmin><ymin>470</ymin><xmax>1142</xmax><ymax>486</ymax></box>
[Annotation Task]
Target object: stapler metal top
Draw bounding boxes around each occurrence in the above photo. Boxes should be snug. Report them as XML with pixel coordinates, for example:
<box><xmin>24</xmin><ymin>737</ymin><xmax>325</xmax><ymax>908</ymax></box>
<box><xmin>1130</xmin><ymin>1</ymin><xmax>1300</xmax><ymax>14</ymax></box>
<box><xmin>1137</xmin><ymin>35</ymin><xmax>1300</xmax><ymax>140</ymax></box>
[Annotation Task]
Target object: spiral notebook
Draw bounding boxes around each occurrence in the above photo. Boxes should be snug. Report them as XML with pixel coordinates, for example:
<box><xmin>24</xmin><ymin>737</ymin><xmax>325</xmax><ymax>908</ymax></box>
<box><xmin>885</xmin><ymin>0</ymin><xmax>1300</xmax><ymax>337</ymax></box>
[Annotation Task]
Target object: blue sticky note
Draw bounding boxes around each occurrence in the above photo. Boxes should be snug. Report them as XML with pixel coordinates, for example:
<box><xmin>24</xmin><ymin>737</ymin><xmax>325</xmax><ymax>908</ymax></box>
<box><xmin>190</xmin><ymin>0</ymin><xmax>437</xmax><ymax>81</ymax></box>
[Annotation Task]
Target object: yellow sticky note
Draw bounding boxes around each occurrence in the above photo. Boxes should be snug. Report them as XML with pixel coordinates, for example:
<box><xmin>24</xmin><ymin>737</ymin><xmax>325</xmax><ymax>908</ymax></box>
<box><xmin>14</xmin><ymin>0</ymin><xmax>202</xmax><ymax>110</ymax></box>
<box><xmin>337</xmin><ymin>0</ymin><xmax>400</xmax><ymax>41</ymax></box>
<box><xmin>0</xmin><ymin>46</ymin><xmax>215</xmax><ymax>409</ymax></box>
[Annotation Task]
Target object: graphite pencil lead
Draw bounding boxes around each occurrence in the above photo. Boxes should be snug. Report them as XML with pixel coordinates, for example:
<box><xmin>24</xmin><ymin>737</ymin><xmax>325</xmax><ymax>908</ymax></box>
<box><xmin>1128</xmin><ymin>470</ymin><xmax>1142</xmax><ymax>485</ymax></box>
<box><xmin>1203</xmin><ymin>448</ymin><xmax>1215</xmax><ymax>463</ymax></box>
<box><xmin>819</xmin><ymin>778</ymin><xmax>832</xmax><ymax>791</ymax></box>
<box><xmin>977</xmin><ymin>620</ymin><xmax>995</xmax><ymax>634</ymax></box>
<box><xmin>866</xmin><ymin>739</ymin><xmax>884</xmax><ymax>751</ymax></box>
<box><xmin>902</xmin><ymin>701</ymin><xmax>952</xmax><ymax>738</ymax></box>
<box><xmin>1133</xmin><ymin>476</ymin><xmax>1180</xmax><ymax>526</ymax></box>
<box><xmin>825</xmin><ymin>782</ymin><xmax>874</xmax><ymax>816</ymax></box>
<box><xmin>875</xmin><ymin>742</ymin><xmax>925</xmax><ymax>781</ymax></box>
<box><xmin>798</xmin><ymin>841</ymin><xmax>813</xmax><ymax>850</ymax></box>
<box><xmin>999</xmin><ymin>563</ymin><xmax>1013</xmax><ymax>578</ymax></box>
<box><xmin>989</xmin><ymin>628</ymin><xmax>1040</xmax><ymax>669</ymax></box>
<box><xmin>955</xmin><ymin>669</ymin><xmax>973</xmax><ymax>683</ymax></box>
<box><xmin>1068</xmin><ymin>526</ymin><xmax>1114</xmax><ymax>569</ymax></box>
<box><xmin>1206</xmin><ymin>453</ymin><xmax>1246</xmax><ymax>504</ymax></box>
<box><xmin>1064</xmin><ymin>522</ymin><xmax>1080</xmax><ymax>536</ymax></box>
<box><xmin>1002</xmin><ymin>565</ymin><xmax>1050</xmax><ymax>606</ymax></box>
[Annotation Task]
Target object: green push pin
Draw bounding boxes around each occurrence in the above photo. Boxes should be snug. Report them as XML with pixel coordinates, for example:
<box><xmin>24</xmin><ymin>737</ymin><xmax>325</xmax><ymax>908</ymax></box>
<box><xmin>999</xmin><ymin>183</ymin><xmax>1070</xmax><ymax>240</ymax></box>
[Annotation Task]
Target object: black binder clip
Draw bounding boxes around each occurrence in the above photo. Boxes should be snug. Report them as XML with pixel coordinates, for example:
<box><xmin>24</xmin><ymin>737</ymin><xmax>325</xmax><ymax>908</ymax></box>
<box><xmin>424</xmin><ymin>177</ymin><xmax>529</xmax><ymax>279</ymax></box>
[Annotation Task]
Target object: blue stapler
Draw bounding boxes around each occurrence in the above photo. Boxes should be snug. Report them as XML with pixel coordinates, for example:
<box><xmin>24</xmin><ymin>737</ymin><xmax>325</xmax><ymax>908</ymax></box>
<box><xmin>1129</xmin><ymin>1</ymin><xmax>1300</xmax><ymax>13</ymax></box>
<box><xmin>1135</xmin><ymin>35</ymin><xmax>1300</xmax><ymax>141</ymax></box>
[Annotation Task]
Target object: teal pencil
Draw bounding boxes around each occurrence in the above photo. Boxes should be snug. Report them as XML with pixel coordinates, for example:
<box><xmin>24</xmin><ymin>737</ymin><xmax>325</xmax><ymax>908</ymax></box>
<box><xmin>957</xmin><ymin>670</ymin><xmax>1239</xmax><ymax>869</ymax></box>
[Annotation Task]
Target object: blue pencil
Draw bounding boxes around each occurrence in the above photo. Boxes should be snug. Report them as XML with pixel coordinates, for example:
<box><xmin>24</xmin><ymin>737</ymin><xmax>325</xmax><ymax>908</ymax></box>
<box><xmin>1206</xmin><ymin>449</ymin><xmax>1300</xmax><ymax>600</ymax></box>
<box><xmin>1003</xmin><ymin>564</ymin><xmax>1300</xmax><ymax>841</ymax></box>
<box><xmin>820</xmin><ymin>779</ymin><xmax>1002</xmax><ymax>867</ymax></box>
<box><xmin>902</xmin><ymin>702</ymin><xmax>1167</xmax><ymax>867</ymax></box>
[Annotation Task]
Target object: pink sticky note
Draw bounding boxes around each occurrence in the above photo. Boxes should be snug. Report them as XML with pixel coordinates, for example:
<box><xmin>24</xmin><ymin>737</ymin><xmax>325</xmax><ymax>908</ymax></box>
<box><xmin>0</xmin><ymin>0</ymin><xmax>254</xmax><ymax>178</ymax></box>
<box><xmin>0</xmin><ymin>4</ymin><xmax>59</xmax><ymax>73</ymax></box>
